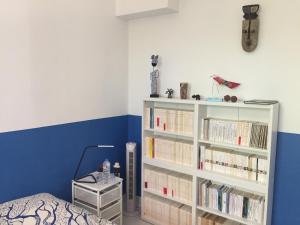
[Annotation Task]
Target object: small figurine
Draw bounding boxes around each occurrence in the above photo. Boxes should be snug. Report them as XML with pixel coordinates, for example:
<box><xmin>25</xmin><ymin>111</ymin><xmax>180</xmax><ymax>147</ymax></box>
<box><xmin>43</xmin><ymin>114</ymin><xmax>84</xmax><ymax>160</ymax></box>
<box><xmin>192</xmin><ymin>94</ymin><xmax>201</xmax><ymax>100</ymax></box>
<box><xmin>165</xmin><ymin>88</ymin><xmax>174</xmax><ymax>98</ymax></box>
<box><xmin>180</xmin><ymin>83</ymin><xmax>188</xmax><ymax>99</ymax></box>
<box><xmin>150</xmin><ymin>55</ymin><xmax>160</xmax><ymax>98</ymax></box>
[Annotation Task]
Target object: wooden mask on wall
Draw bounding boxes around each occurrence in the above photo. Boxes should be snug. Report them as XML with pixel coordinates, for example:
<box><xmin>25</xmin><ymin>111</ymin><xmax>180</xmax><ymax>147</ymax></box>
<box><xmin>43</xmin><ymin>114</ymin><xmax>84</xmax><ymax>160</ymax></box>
<box><xmin>242</xmin><ymin>5</ymin><xmax>260</xmax><ymax>52</ymax></box>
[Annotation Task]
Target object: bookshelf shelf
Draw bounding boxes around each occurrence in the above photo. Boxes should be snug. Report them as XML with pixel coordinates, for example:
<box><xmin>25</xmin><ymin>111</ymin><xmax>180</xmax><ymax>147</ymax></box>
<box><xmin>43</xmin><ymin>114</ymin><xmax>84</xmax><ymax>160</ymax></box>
<box><xmin>198</xmin><ymin>139</ymin><xmax>269</xmax><ymax>157</ymax></box>
<box><xmin>142</xmin><ymin>98</ymin><xmax>279</xmax><ymax>225</ymax></box>
<box><xmin>196</xmin><ymin>206</ymin><xmax>261</xmax><ymax>225</ymax></box>
<box><xmin>196</xmin><ymin>170</ymin><xmax>267</xmax><ymax>194</ymax></box>
<box><xmin>143</xmin><ymin>157</ymin><xmax>194</xmax><ymax>175</ymax></box>
<box><xmin>144</xmin><ymin>188</ymin><xmax>193</xmax><ymax>207</ymax></box>
<box><xmin>144</xmin><ymin>128</ymin><xmax>194</xmax><ymax>141</ymax></box>
<box><xmin>144</xmin><ymin>97</ymin><xmax>274</xmax><ymax>109</ymax></box>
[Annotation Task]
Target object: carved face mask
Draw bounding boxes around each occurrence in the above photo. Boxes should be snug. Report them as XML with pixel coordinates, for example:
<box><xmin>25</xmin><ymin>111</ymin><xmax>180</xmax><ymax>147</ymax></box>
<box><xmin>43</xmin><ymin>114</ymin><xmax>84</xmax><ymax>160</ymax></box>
<box><xmin>242</xmin><ymin>5</ymin><xmax>260</xmax><ymax>52</ymax></box>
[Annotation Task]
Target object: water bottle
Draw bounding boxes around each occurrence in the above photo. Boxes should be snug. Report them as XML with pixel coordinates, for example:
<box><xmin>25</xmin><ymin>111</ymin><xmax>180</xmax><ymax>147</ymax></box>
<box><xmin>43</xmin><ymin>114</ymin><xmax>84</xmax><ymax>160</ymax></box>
<box><xmin>103</xmin><ymin>159</ymin><xmax>111</xmax><ymax>184</ymax></box>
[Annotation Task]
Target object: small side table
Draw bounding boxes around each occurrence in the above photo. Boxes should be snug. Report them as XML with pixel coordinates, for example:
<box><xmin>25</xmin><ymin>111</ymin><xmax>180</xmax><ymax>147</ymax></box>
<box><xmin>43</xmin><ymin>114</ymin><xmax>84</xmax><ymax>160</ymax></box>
<box><xmin>72</xmin><ymin>172</ymin><xmax>123</xmax><ymax>225</ymax></box>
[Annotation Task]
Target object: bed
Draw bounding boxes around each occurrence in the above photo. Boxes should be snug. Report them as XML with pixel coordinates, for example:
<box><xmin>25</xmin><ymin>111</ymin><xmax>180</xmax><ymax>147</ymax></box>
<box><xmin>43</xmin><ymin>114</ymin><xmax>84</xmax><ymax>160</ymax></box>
<box><xmin>0</xmin><ymin>193</ymin><xmax>115</xmax><ymax>225</ymax></box>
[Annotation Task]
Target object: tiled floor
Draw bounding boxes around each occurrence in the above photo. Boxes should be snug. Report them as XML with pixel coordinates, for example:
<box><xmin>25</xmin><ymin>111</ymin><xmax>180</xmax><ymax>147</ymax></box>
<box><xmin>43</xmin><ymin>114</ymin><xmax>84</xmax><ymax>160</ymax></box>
<box><xmin>123</xmin><ymin>215</ymin><xmax>151</xmax><ymax>225</ymax></box>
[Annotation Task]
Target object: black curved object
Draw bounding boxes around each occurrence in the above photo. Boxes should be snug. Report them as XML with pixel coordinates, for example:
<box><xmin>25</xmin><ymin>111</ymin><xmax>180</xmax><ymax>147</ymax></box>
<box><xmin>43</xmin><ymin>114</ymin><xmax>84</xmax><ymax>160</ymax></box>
<box><xmin>73</xmin><ymin>145</ymin><xmax>114</xmax><ymax>184</ymax></box>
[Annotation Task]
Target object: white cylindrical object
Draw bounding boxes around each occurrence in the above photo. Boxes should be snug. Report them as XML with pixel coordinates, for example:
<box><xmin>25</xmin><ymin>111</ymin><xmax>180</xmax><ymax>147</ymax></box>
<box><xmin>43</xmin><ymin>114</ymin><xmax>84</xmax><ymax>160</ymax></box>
<box><xmin>126</xmin><ymin>142</ymin><xmax>137</xmax><ymax>213</ymax></box>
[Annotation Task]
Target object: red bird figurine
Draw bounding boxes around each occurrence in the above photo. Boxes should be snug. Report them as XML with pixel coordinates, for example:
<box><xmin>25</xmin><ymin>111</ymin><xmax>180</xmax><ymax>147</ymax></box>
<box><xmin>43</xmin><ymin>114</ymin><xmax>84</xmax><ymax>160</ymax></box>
<box><xmin>212</xmin><ymin>75</ymin><xmax>240</xmax><ymax>89</ymax></box>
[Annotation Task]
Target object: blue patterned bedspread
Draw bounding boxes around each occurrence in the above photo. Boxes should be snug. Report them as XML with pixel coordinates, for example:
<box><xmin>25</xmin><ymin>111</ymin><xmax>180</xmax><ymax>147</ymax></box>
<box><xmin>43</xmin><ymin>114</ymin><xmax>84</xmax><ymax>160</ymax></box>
<box><xmin>0</xmin><ymin>193</ymin><xmax>115</xmax><ymax>225</ymax></box>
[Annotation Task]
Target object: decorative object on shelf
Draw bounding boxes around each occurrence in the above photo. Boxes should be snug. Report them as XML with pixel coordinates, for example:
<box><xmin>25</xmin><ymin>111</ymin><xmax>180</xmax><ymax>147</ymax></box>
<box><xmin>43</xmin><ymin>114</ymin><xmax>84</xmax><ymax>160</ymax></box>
<box><xmin>113</xmin><ymin>162</ymin><xmax>121</xmax><ymax>177</ymax></box>
<box><xmin>165</xmin><ymin>88</ymin><xmax>174</xmax><ymax>98</ymax></box>
<box><xmin>224</xmin><ymin>95</ymin><xmax>238</xmax><ymax>103</ymax></box>
<box><xmin>192</xmin><ymin>94</ymin><xmax>201</xmax><ymax>100</ymax></box>
<box><xmin>73</xmin><ymin>145</ymin><xmax>114</xmax><ymax>184</ymax></box>
<box><xmin>207</xmin><ymin>97</ymin><xmax>223</xmax><ymax>102</ymax></box>
<box><xmin>150</xmin><ymin>55</ymin><xmax>160</xmax><ymax>98</ymax></box>
<box><xmin>212</xmin><ymin>75</ymin><xmax>240</xmax><ymax>89</ymax></box>
<box><xmin>244</xmin><ymin>99</ymin><xmax>279</xmax><ymax>105</ymax></box>
<box><xmin>180</xmin><ymin>82</ymin><xmax>188</xmax><ymax>99</ymax></box>
<box><xmin>242</xmin><ymin>4</ymin><xmax>260</xmax><ymax>52</ymax></box>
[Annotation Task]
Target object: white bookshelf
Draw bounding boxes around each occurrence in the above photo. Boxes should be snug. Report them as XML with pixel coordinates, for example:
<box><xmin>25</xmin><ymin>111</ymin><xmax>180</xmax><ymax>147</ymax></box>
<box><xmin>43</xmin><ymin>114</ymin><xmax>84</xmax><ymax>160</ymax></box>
<box><xmin>141</xmin><ymin>98</ymin><xmax>279</xmax><ymax>225</ymax></box>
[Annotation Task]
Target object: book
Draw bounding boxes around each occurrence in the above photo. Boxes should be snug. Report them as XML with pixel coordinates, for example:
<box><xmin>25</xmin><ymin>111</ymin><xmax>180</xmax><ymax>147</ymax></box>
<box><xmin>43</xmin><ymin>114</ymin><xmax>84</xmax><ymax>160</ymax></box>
<box><xmin>144</xmin><ymin>108</ymin><xmax>194</xmax><ymax>135</ymax></box>
<box><xmin>145</xmin><ymin>107</ymin><xmax>154</xmax><ymax>129</ymax></box>
<box><xmin>145</xmin><ymin>137</ymin><xmax>155</xmax><ymax>158</ymax></box>
<box><xmin>170</xmin><ymin>202</ymin><xmax>182</xmax><ymax>225</ymax></box>
<box><xmin>145</xmin><ymin>137</ymin><xmax>193</xmax><ymax>167</ymax></box>
<box><xmin>201</xmin><ymin>118</ymin><xmax>268</xmax><ymax>149</ymax></box>
<box><xmin>143</xmin><ymin>195</ymin><xmax>192</xmax><ymax>225</ymax></box>
<box><xmin>198</xmin><ymin>179</ymin><xmax>265</xmax><ymax>224</ymax></box>
<box><xmin>144</xmin><ymin>167</ymin><xmax>192</xmax><ymax>203</ymax></box>
<box><xmin>257</xmin><ymin>158</ymin><xmax>268</xmax><ymax>184</ymax></box>
<box><xmin>199</xmin><ymin>146</ymin><xmax>267</xmax><ymax>184</ymax></box>
<box><xmin>180</xmin><ymin>205</ymin><xmax>192</xmax><ymax>225</ymax></box>
<box><xmin>197</xmin><ymin>212</ymin><xmax>242</xmax><ymax>225</ymax></box>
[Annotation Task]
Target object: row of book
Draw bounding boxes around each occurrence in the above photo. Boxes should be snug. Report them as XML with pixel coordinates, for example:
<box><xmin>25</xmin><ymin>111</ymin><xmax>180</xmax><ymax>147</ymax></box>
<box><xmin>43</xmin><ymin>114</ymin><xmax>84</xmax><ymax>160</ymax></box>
<box><xmin>198</xmin><ymin>180</ymin><xmax>265</xmax><ymax>224</ymax></box>
<box><xmin>197</xmin><ymin>211</ymin><xmax>242</xmax><ymax>225</ymax></box>
<box><xmin>201</xmin><ymin>118</ymin><xmax>268</xmax><ymax>149</ymax></box>
<box><xmin>143</xmin><ymin>195</ymin><xmax>192</xmax><ymax>225</ymax></box>
<box><xmin>145</xmin><ymin>107</ymin><xmax>194</xmax><ymax>136</ymax></box>
<box><xmin>143</xmin><ymin>195</ymin><xmax>241</xmax><ymax>225</ymax></box>
<box><xmin>199</xmin><ymin>146</ymin><xmax>268</xmax><ymax>183</ymax></box>
<box><xmin>145</xmin><ymin>137</ymin><xmax>193</xmax><ymax>167</ymax></box>
<box><xmin>144</xmin><ymin>167</ymin><xmax>192</xmax><ymax>204</ymax></box>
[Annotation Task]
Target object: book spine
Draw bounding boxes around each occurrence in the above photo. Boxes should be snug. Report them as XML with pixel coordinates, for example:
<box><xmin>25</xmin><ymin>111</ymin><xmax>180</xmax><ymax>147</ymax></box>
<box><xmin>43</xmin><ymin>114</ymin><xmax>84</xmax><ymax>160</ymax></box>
<box><xmin>150</xmin><ymin>108</ymin><xmax>154</xmax><ymax>129</ymax></box>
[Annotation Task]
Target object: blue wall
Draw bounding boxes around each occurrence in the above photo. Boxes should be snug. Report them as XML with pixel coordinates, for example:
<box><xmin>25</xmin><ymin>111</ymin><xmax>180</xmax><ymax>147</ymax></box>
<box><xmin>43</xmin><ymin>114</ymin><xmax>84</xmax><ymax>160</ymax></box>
<box><xmin>1</xmin><ymin>114</ymin><xmax>299</xmax><ymax>224</ymax></box>
<box><xmin>127</xmin><ymin>115</ymin><xmax>300</xmax><ymax>225</ymax></box>
<box><xmin>272</xmin><ymin>132</ymin><xmax>300</xmax><ymax>225</ymax></box>
<box><xmin>0</xmin><ymin>116</ymin><xmax>128</xmax><ymax>203</ymax></box>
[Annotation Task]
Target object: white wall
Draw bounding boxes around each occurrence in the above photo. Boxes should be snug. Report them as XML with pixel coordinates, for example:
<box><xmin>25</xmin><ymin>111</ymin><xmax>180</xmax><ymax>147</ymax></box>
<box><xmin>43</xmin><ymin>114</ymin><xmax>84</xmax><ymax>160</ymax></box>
<box><xmin>128</xmin><ymin>0</ymin><xmax>300</xmax><ymax>134</ymax></box>
<box><xmin>0</xmin><ymin>0</ymin><xmax>128</xmax><ymax>133</ymax></box>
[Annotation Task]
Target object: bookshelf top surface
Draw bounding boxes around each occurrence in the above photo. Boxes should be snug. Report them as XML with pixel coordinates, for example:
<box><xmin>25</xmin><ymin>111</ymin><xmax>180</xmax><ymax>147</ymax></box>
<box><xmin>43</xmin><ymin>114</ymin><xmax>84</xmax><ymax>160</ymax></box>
<box><xmin>144</xmin><ymin>98</ymin><xmax>278</xmax><ymax>109</ymax></box>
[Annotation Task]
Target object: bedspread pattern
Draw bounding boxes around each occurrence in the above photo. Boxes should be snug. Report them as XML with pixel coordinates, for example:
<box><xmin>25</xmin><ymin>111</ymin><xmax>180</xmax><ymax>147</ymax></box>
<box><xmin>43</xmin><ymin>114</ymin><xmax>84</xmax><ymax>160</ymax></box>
<box><xmin>0</xmin><ymin>193</ymin><xmax>114</xmax><ymax>225</ymax></box>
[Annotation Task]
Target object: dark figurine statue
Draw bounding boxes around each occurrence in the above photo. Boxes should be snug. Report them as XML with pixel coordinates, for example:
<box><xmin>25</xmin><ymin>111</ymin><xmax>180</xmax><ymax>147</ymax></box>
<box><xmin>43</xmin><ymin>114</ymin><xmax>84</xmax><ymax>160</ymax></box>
<box><xmin>150</xmin><ymin>55</ymin><xmax>159</xmax><ymax>98</ymax></box>
<box><xmin>242</xmin><ymin>4</ymin><xmax>260</xmax><ymax>52</ymax></box>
